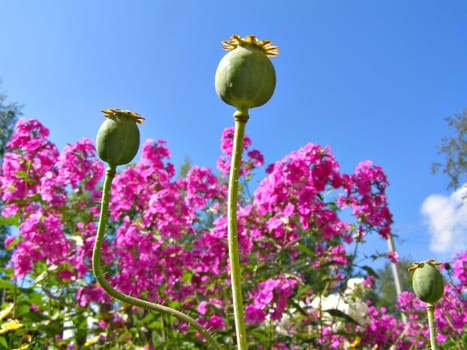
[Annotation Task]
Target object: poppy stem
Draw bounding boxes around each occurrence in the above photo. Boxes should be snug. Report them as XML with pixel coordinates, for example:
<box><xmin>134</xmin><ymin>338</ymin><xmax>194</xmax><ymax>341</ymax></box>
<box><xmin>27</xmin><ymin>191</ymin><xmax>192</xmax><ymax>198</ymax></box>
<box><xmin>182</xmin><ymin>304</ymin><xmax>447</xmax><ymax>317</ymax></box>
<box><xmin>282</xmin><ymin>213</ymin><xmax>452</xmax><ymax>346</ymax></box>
<box><xmin>227</xmin><ymin>113</ymin><xmax>249</xmax><ymax>350</ymax></box>
<box><xmin>92</xmin><ymin>166</ymin><xmax>222</xmax><ymax>350</ymax></box>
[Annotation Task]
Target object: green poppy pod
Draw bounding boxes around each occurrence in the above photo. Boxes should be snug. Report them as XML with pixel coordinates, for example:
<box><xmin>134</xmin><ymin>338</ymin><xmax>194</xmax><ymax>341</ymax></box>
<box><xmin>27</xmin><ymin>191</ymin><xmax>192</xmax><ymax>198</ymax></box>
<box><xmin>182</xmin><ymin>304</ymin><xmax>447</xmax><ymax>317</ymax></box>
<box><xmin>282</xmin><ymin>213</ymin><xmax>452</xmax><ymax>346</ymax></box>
<box><xmin>215</xmin><ymin>34</ymin><xmax>278</xmax><ymax>116</ymax></box>
<box><xmin>410</xmin><ymin>260</ymin><xmax>445</xmax><ymax>303</ymax></box>
<box><xmin>96</xmin><ymin>108</ymin><xmax>144</xmax><ymax>167</ymax></box>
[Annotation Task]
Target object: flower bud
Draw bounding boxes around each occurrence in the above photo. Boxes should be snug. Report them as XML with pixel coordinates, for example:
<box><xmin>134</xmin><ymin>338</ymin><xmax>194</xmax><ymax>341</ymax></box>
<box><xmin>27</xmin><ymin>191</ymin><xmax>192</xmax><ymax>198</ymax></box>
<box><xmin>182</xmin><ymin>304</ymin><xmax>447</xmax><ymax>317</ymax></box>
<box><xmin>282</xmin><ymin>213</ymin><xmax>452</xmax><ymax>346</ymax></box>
<box><xmin>409</xmin><ymin>260</ymin><xmax>444</xmax><ymax>303</ymax></box>
<box><xmin>215</xmin><ymin>34</ymin><xmax>278</xmax><ymax>116</ymax></box>
<box><xmin>96</xmin><ymin>108</ymin><xmax>144</xmax><ymax>167</ymax></box>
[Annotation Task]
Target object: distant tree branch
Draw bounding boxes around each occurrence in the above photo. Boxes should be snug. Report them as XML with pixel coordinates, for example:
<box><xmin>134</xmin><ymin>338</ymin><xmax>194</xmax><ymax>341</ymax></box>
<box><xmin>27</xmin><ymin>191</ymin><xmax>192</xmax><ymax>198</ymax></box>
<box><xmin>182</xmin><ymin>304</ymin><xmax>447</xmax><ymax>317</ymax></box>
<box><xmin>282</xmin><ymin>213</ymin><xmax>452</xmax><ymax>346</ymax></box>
<box><xmin>432</xmin><ymin>110</ymin><xmax>467</xmax><ymax>190</ymax></box>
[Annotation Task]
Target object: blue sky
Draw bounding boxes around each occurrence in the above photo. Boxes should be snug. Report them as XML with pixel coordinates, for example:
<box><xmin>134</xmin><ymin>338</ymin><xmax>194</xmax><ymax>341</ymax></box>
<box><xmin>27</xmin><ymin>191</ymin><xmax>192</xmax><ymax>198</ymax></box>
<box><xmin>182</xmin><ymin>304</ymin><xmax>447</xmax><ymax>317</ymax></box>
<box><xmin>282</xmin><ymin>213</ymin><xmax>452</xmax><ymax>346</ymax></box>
<box><xmin>1</xmin><ymin>1</ymin><xmax>466</xmax><ymax>268</ymax></box>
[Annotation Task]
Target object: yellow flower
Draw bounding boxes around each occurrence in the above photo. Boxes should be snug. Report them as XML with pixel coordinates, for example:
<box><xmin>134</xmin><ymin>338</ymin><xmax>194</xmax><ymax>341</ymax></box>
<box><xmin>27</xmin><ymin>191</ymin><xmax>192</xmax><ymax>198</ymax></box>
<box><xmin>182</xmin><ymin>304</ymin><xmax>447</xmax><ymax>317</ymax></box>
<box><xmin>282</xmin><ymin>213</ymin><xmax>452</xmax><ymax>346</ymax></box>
<box><xmin>0</xmin><ymin>319</ymin><xmax>23</xmax><ymax>335</ymax></box>
<box><xmin>348</xmin><ymin>336</ymin><xmax>361</xmax><ymax>349</ymax></box>
<box><xmin>0</xmin><ymin>304</ymin><xmax>14</xmax><ymax>321</ymax></box>
<box><xmin>13</xmin><ymin>345</ymin><xmax>29</xmax><ymax>350</ymax></box>
<box><xmin>84</xmin><ymin>336</ymin><xmax>100</xmax><ymax>346</ymax></box>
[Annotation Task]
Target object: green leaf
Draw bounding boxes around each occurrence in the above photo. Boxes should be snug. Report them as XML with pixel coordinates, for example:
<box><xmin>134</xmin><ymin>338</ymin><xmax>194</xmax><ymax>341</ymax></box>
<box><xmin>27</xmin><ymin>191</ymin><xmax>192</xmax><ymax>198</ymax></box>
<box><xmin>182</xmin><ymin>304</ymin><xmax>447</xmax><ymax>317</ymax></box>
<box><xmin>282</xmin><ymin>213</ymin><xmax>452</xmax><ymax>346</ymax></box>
<box><xmin>14</xmin><ymin>170</ymin><xmax>28</xmax><ymax>179</ymax></box>
<box><xmin>295</xmin><ymin>243</ymin><xmax>314</xmax><ymax>256</ymax></box>
<box><xmin>182</xmin><ymin>268</ymin><xmax>193</xmax><ymax>283</ymax></box>
<box><xmin>361</xmin><ymin>265</ymin><xmax>379</xmax><ymax>278</ymax></box>
<box><xmin>0</xmin><ymin>336</ymin><xmax>8</xmax><ymax>349</ymax></box>
<box><xmin>25</xmin><ymin>310</ymin><xmax>48</xmax><ymax>322</ymax></box>
<box><xmin>323</xmin><ymin>308</ymin><xmax>358</xmax><ymax>325</ymax></box>
<box><xmin>14</xmin><ymin>170</ymin><xmax>36</xmax><ymax>184</ymax></box>
<box><xmin>0</xmin><ymin>216</ymin><xmax>19</xmax><ymax>226</ymax></box>
<box><xmin>295</xmin><ymin>284</ymin><xmax>313</xmax><ymax>299</ymax></box>
<box><xmin>0</xmin><ymin>280</ymin><xmax>16</xmax><ymax>290</ymax></box>
<box><xmin>5</xmin><ymin>237</ymin><xmax>21</xmax><ymax>251</ymax></box>
<box><xmin>141</xmin><ymin>312</ymin><xmax>155</xmax><ymax>323</ymax></box>
<box><xmin>28</xmin><ymin>193</ymin><xmax>41</xmax><ymax>202</ymax></box>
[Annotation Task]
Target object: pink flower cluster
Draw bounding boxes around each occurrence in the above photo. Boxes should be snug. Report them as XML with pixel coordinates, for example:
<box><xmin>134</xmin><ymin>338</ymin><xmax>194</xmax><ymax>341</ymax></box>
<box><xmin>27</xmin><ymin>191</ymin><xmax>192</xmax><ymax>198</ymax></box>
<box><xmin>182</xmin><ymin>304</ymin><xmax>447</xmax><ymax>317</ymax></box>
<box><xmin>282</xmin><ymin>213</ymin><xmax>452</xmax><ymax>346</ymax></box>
<box><xmin>217</xmin><ymin>126</ymin><xmax>264</xmax><ymax>178</ymax></box>
<box><xmin>1</xmin><ymin>120</ymin><xmax>104</xmax><ymax>279</ymax></box>
<box><xmin>1</xmin><ymin>118</ymin><xmax>465</xmax><ymax>348</ymax></box>
<box><xmin>246</xmin><ymin>274</ymin><xmax>298</xmax><ymax>323</ymax></box>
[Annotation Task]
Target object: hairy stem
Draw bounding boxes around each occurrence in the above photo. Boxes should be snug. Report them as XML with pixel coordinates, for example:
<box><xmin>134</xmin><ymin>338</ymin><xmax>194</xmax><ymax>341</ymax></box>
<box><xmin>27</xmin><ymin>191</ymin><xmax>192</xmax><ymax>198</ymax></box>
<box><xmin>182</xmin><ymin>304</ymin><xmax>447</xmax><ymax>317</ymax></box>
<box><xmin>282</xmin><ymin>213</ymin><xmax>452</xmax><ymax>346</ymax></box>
<box><xmin>426</xmin><ymin>303</ymin><xmax>437</xmax><ymax>350</ymax></box>
<box><xmin>92</xmin><ymin>166</ymin><xmax>222</xmax><ymax>350</ymax></box>
<box><xmin>228</xmin><ymin>114</ymin><xmax>249</xmax><ymax>350</ymax></box>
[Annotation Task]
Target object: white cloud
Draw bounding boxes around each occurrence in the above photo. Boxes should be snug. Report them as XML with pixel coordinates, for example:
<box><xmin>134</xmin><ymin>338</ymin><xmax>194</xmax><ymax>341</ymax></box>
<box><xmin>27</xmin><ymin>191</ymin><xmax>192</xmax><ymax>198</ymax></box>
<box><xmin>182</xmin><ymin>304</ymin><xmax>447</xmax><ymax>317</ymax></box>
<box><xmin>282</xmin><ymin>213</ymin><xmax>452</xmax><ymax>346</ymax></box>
<box><xmin>421</xmin><ymin>184</ymin><xmax>467</xmax><ymax>254</ymax></box>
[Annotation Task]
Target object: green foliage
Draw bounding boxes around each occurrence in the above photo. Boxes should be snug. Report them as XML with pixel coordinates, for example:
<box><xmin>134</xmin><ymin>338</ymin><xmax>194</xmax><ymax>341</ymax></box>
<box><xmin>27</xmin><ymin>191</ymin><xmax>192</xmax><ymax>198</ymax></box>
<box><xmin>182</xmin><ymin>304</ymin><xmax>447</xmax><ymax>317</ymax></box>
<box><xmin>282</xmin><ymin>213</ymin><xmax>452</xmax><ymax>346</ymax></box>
<box><xmin>372</xmin><ymin>258</ymin><xmax>412</xmax><ymax>313</ymax></box>
<box><xmin>177</xmin><ymin>156</ymin><xmax>192</xmax><ymax>178</ymax></box>
<box><xmin>0</xmin><ymin>83</ymin><xmax>22</xmax><ymax>160</ymax></box>
<box><xmin>432</xmin><ymin>110</ymin><xmax>467</xmax><ymax>190</ymax></box>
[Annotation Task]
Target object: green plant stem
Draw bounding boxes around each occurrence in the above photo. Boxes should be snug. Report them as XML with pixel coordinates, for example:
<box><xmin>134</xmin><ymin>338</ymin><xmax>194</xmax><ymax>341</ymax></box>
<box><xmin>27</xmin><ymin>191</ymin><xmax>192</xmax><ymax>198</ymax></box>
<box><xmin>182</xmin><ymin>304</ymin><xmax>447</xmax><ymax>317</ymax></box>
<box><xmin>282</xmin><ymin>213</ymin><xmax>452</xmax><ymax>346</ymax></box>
<box><xmin>426</xmin><ymin>303</ymin><xmax>437</xmax><ymax>350</ymax></box>
<box><xmin>92</xmin><ymin>166</ymin><xmax>222</xmax><ymax>350</ymax></box>
<box><xmin>228</xmin><ymin>114</ymin><xmax>249</xmax><ymax>350</ymax></box>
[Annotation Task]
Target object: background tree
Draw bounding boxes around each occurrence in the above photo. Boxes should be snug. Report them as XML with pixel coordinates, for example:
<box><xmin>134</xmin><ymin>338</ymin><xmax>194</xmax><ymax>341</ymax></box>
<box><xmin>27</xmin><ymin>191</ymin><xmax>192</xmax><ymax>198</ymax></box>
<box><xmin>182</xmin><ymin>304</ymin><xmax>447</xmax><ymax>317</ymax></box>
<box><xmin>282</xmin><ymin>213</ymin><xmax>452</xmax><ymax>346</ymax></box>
<box><xmin>0</xmin><ymin>84</ymin><xmax>22</xmax><ymax>159</ymax></box>
<box><xmin>177</xmin><ymin>156</ymin><xmax>192</xmax><ymax>178</ymax></box>
<box><xmin>0</xmin><ymin>83</ymin><xmax>23</xmax><ymax>286</ymax></box>
<box><xmin>432</xmin><ymin>110</ymin><xmax>467</xmax><ymax>190</ymax></box>
<box><xmin>372</xmin><ymin>258</ymin><xmax>413</xmax><ymax>314</ymax></box>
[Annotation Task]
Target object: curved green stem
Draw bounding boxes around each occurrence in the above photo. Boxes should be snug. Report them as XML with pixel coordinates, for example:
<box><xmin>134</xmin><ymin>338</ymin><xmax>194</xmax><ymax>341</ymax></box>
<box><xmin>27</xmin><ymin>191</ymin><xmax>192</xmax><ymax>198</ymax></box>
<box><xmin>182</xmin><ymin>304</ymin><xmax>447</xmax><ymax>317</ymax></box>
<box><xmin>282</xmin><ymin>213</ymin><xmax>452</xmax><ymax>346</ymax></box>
<box><xmin>228</xmin><ymin>114</ymin><xmax>249</xmax><ymax>350</ymax></box>
<box><xmin>92</xmin><ymin>166</ymin><xmax>222</xmax><ymax>350</ymax></box>
<box><xmin>426</xmin><ymin>303</ymin><xmax>438</xmax><ymax>350</ymax></box>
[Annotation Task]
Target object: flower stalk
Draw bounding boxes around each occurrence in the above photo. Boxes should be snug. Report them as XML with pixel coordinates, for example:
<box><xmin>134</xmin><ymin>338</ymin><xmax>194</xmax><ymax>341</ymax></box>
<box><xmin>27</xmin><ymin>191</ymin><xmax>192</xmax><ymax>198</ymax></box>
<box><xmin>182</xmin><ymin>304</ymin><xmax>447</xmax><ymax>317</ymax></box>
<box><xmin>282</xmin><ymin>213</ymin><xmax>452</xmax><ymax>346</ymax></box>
<box><xmin>227</xmin><ymin>113</ymin><xmax>249</xmax><ymax>350</ymax></box>
<box><xmin>426</xmin><ymin>303</ymin><xmax>437</xmax><ymax>350</ymax></box>
<box><xmin>216</xmin><ymin>34</ymin><xmax>278</xmax><ymax>349</ymax></box>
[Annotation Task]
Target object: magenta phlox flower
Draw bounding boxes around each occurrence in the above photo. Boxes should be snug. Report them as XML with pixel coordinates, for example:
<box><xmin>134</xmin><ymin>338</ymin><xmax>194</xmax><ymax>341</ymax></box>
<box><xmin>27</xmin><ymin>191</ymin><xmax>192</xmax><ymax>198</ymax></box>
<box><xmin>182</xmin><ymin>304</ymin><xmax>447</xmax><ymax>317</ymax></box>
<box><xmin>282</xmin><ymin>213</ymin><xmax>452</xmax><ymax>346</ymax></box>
<box><xmin>207</xmin><ymin>314</ymin><xmax>226</xmax><ymax>329</ymax></box>
<box><xmin>217</xmin><ymin>127</ymin><xmax>264</xmax><ymax>177</ymax></box>
<box><xmin>6</xmin><ymin>119</ymin><xmax>50</xmax><ymax>147</ymax></box>
<box><xmin>337</xmin><ymin>161</ymin><xmax>393</xmax><ymax>240</ymax></box>
<box><xmin>387</xmin><ymin>250</ymin><xmax>399</xmax><ymax>263</ymax></box>
<box><xmin>196</xmin><ymin>314</ymin><xmax>226</xmax><ymax>330</ymax></box>
<box><xmin>1</xmin><ymin>153</ymin><xmax>28</xmax><ymax>203</ymax></box>
<box><xmin>11</xmin><ymin>210</ymin><xmax>71</xmax><ymax>278</ymax></box>
<box><xmin>58</xmin><ymin>269</ymin><xmax>74</xmax><ymax>280</ymax></box>
<box><xmin>196</xmin><ymin>298</ymin><xmax>223</xmax><ymax>316</ymax></box>
<box><xmin>244</xmin><ymin>304</ymin><xmax>266</xmax><ymax>324</ymax></box>
<box><xmin>206</xmin><ymin>206</ymin><xmax>255</xmax><ymax>258</ymax></box>
<box><xmin>0</xmin><ymin>119</ymin><xmax>59</xmax><ymax>209</ymax></box>
<box><xmin>68</xmin><ymin>221</ymin><xmax>111</xmax><ymax>279</ymax></box>
<box><xmin>112</xmin><ymin>216</ymin><xmax>198</xmax><ymax>303</ymax></box>
<box><xmin>250</xmin><ymin>275</ymin><xmax>298</xmax><ymax>321</ymax></box>
<box><xmin>10</xmin><ymin>243</ymin><xmax>34</xmax><ymax>278</ymax></box>
<box><xmin>452</xmin><ymin>251</ymin><xmax>467</xmax><ymax>286</ymax></box>
<box><xmin>140</xmin><ymin>139</ymin><xmax>175</xmax><ymax>181</ymax></box>
<box><xmin>109</xmin><ymin>139</ymin><xmax>176</xmax><ymax>222</ymax></box>
<box><xmin>113</xmin><ymin>218</ymin><xmax>163</xmax><ymax>297</ymax></box>
<box><xmin>253</xmin><ymin>143</ymin><xmax>340</xmax><ymax>225</ymax></box>
<box><xmin>39</xmin><ymin>170</ymin><xmax>67</xmax><ymax>207</ymax></box>
<box><xmin>183</xmin><ymin>165</ymin><xmax>223</xmax><ymax>209</ymax></box>
<box><xmin>219</xmin><ymin>126</ymin><xmax>251</xmax><ymax>156</ymax></box>
<box><xmin>143</xmin><ymin>187</ymin><xmax>194</xmax><ymax>240</ymax></box>
<box><xmin>77</xmin><ymin>285</ymin><xmax>111</xmax><ymax>307</ymax></box>
<box><xmin>328</xmin><ymin>244</ymin><xmax>348</xmax><ymax>265</ymax></box>
<box><xmin>109</xmin><ymin>166</ymin><xmax>147</xmax><ymax>220</ymax></box>
<box><xmin>360</xmin><ymin>305</ymin><xmax>408</xmax><ymax>348</ymax></box>
<box><xmin>192</xmin><ymin>229</ymin><xmax>227</xmax><ymax>277</ymax></box>
<box><xmin>56</xmin><ymin>137</ymin><xmax>104</xmax><ymax>191</ymax></box>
